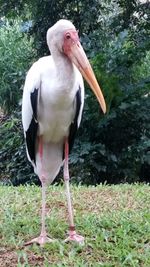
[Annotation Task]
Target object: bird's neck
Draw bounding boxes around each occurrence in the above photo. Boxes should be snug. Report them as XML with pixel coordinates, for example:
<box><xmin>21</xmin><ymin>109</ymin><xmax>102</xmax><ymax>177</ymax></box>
<box><xmin>52</xmin><ymin>49</ymin><xmax>76</xmax><ymax>90</ymax></box>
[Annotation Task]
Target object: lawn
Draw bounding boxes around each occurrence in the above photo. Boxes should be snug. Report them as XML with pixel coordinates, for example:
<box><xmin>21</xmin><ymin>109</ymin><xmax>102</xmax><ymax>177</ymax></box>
<box><xmin>0</xmin><ymin>184</ymin><xmax>149</xmax><ymax>266</ymax></box>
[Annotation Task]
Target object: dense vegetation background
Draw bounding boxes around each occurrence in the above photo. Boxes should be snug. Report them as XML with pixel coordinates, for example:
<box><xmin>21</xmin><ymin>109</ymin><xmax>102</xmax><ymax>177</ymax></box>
<box><xmin>0</xmin><ymin>0</ymin><xmax>150</xmax><ymax>185</ymax></box>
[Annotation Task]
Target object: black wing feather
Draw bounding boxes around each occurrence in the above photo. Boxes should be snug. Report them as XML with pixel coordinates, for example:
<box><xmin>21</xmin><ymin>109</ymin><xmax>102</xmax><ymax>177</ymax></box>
<box><xmin>25</xmin><ymin>88</ymin><xmax>38</xmax><ymax>164</ymax></box>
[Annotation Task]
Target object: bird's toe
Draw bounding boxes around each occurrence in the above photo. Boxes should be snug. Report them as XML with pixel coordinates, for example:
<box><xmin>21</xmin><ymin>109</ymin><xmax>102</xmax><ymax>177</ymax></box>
<box><xmin>24</xmin><ymin>234</ymin><xmax>56</xmax><ymax>247</ymax></box>
<box><xmin>64</xmin><ymin>230</ymin><xmax>84</xmax><ymax>245</ymax></box>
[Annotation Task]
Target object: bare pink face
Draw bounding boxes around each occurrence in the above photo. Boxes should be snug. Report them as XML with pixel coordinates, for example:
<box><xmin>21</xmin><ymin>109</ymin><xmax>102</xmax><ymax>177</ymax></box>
<box><xmin>63</xmin><ymin>30</ymin><xmax>80</xmax><ymax>55</ymax></box>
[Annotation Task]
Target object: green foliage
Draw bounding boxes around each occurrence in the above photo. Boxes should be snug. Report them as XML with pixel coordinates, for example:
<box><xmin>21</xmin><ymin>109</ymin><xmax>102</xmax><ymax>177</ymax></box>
<box><xmin>0</xmin><ymin>110</ymin><xmax>38</xmax><ymax>185</ymax></box>
<box><xmin>71</xmin><ymin>84</ymin><xmax>150</xmax><ymax>185</ymax></box>
<box><xmin>132</xmin><ymin>51</ymin><xmax>150</xmax><ymax>81</ymax></box>
<box><xmin>0</xmin><ymin>19</ymin><xmax>36</xmax><ymax>113</ymax></box>
<box><xmin>92</xmin><ymin>54</ymin><xmax>124</xmax><ymax>111</ymax></box>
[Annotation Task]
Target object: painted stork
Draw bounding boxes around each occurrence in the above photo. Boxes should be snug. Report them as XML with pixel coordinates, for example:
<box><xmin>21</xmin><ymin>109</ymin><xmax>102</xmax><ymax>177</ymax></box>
<box><xmin>22</xmin><ymin>19</ymin><xmax>106</xmax><ymax>246</ymax></box>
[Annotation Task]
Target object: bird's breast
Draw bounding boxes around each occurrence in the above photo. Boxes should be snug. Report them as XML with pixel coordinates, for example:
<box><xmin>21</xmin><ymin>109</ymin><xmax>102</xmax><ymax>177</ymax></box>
<box><xmin>38</xmin><ymin>106</ymin><xmax>74</xmax><ymax>143</ymax></box>
<box><xmin>37</xmin><ymin>84</ymin><xmax>76</xmax><ymax>143</ymax></box>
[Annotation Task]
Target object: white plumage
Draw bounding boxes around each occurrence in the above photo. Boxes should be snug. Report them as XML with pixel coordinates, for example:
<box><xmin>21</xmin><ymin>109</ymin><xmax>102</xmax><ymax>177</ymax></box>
<box><xmin>22</xmin><ymin>54</ymin><xmax>84</xmax><ymax>181</ymax></box>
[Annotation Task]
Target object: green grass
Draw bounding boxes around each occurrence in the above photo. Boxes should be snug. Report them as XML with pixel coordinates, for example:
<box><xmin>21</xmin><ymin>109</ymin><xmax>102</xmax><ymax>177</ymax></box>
<box><xmin>0</xmin><ymin>184</ymin><xmax>150</xmax><ymax>266</ymax></box>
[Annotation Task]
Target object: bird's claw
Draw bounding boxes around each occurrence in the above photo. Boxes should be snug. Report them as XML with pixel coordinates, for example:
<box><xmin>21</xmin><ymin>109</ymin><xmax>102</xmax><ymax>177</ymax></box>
<box><xmin>24</xmin><ymin>234</ymin><xmax>56</xmax><ymax>247</ymax></box>
<box><xmin>64</xmin><ymin>230</ymin><xmax>84</xmax><ymax>245</ymax></box>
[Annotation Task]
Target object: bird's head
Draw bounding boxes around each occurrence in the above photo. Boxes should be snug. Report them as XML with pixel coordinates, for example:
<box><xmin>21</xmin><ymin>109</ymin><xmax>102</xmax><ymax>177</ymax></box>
<box><xmin>47</xmin><ymin>19</ymin><xmax>106</xmax><ymax>114</ymax></box>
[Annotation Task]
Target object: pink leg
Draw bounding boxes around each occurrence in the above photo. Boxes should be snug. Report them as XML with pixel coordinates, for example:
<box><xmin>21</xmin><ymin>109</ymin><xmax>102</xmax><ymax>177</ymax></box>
<box><xmin>25</xmin><ymin>136</ymin><xmax>55</xmax><ymax>246</ymax></box>
<box><xmin>63</xmin><ymin>138</ymin><xmax>84</xmax><ymax>244</ymax></box>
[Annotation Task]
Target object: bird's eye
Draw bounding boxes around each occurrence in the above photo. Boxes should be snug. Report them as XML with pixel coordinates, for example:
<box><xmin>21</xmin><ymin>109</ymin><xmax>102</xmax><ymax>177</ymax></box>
<box><xmin>66</xmin><ymin>33</ymin><xmax>71</xmax><ymax>39</ymax></box>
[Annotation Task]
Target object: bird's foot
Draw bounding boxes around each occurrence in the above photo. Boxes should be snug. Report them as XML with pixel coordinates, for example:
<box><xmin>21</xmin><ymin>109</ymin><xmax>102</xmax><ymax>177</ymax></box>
<box><xmin>24</xmin><ymin>233</ymin><xmax>55</xmax><ymax>247</ymax></box>
<box><xmin>64</xmin><ymin>230</ymin><xmax>84</xmax><ymax>245</ymax></box>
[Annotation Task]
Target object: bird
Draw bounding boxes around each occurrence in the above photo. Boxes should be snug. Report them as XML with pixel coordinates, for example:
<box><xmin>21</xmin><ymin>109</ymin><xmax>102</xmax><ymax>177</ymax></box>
<box><xmin>22</xmin><ymin>19</ymin><xmax>106</xmax><ymax>246</ymax></box>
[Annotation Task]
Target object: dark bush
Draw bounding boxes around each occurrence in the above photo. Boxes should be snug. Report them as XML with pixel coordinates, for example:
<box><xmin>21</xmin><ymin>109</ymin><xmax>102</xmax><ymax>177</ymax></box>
<box><xmin>70</xmin><ymin>86</ymin><xmax>150</xmax><ymax>185</ymax></box>
<box><xmin>0</xmin><ymin>110</ymin><xmax>38</xmax><ymax>185</ymax></box>
<box><xmin>0</xmin><ymin>19</ymin><xmax>36</xmax><ymax>114</ymax></box>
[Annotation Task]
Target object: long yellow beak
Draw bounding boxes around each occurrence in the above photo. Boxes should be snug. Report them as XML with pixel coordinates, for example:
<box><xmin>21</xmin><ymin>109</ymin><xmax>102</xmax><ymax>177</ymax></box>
<box><xmin>69</xmin><ymin>42</ymin><xmax>106</xmax><ymax>114</ymax></box>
